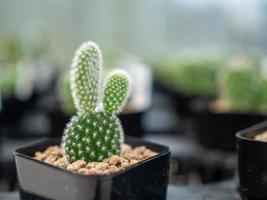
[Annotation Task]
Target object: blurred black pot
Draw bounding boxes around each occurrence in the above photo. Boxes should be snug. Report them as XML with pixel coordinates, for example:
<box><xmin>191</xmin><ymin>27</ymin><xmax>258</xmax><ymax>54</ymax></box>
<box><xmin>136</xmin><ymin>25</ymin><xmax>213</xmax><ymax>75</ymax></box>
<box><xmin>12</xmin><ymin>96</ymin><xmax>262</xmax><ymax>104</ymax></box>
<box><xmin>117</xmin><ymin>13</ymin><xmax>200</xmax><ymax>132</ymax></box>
<box><xmin>47</xmin><ymin>109</ymin><xmax>70</xmax><ymax>137</ymax></box>
<box><xmin>154</xmin><ymin>81</ymin><xmax>194</xmax><ymax>117</ymax></box>
<box><xmin>192</xmin><ymin>111</ymin><xmax>266</xmax><ymax>151</ymax></box>
<box><xmin>236</xmin><ymin>121</ymin><xmax>267</xmax><ymax>200</ymax></box>
<box><xmin>0</xmin><ymin>93</ymin><xmax>50</xmax><ymax>138</ymax></box>
<box><xmin>15</xmin><ymin>136</ymin><xmax>170</xmax><ymax>200</ymax></box>
<box><xmin>119</xmin><ymin>110</ymin><xmax>146</xmax><ymax>137</ymax></box>
<box><xmin>154</xmin><ymin>80</ymin><xmax>212</xmax><ymax>118</ymax></box>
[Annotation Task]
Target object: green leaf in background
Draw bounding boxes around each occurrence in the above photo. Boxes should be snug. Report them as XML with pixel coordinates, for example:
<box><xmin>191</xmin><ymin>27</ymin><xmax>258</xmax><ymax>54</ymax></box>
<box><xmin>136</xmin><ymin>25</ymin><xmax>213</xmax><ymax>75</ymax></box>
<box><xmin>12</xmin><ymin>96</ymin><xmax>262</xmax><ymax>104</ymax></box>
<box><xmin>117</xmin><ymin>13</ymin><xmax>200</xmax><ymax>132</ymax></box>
<box><xmin>0</xmin><ymin>64</ymin><xmax>17</xmax><ymax>98</ymax></box>
<box><xmin>58</xmin><ymin>71</ymin><xmax>75</xmax><ymax>115</ymax></box>
<box><xmin>1</xmin><ymin>35</ymin><xmax>24</xmax><ymax>63</ymax></box>
<box><xmin>220</xmin><ymin>67</ymin><xmax>259</xmax><ymax>111</ymax></box>
<box><xmin>153</xmin><ymin>54</ymin><xmax>222</xmax><ymax>96</ymax></box>
<box><xmin>218</xmin><ymin>56</ymin><xmax>267</xmax><ymax>113</ymax></box>
<box><xmin>255</xmin><ymin>79</ymin><xmax>267</xmax><ymax>112</ymax></box>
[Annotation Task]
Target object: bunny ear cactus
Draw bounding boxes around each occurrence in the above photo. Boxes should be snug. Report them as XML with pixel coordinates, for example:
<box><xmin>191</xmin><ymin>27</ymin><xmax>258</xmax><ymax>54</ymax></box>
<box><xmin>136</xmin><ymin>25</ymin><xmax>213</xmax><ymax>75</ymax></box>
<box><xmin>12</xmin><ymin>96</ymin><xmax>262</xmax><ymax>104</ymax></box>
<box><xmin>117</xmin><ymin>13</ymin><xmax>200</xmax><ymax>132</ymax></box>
<box><xmin>103</xmin><ymin>70</ymin><xmax>130</xmax><ymax>113</ymax></box>
<box><xmin>62</xmin><ymin>42</ymin><xmax>131</xmax><ymax>163</ymax></box>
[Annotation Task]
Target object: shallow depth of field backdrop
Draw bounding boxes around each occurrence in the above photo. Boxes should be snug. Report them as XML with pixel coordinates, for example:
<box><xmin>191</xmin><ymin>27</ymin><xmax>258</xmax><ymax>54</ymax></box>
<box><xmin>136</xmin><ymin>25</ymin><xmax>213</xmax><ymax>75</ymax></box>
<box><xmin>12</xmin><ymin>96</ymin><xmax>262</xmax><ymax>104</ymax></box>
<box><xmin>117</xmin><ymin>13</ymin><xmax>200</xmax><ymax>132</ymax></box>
<box><xmin>1</xmin><ymin>0</ymin><xmax>267</xmax><ymax>196</ymax></box>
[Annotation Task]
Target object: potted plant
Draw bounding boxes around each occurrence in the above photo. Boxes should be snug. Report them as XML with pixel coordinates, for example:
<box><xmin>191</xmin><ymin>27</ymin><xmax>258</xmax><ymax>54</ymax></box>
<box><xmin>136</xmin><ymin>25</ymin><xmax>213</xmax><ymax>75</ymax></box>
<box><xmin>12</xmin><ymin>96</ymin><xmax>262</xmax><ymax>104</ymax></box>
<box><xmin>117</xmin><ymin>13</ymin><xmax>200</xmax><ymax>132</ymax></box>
<box><xmin>193</xmin><ymin>57</ymin><xmax>267</xmax><ymax>151</ymax></box>
<box><xmin>236</xmin><ymin>120</ymin><xmax>267</xmax><ymax>199</ymax></box>
<box><xmin>15</xmin><ymin>41</ymin><xmax>170</xmax><ymax>200</ymax></box>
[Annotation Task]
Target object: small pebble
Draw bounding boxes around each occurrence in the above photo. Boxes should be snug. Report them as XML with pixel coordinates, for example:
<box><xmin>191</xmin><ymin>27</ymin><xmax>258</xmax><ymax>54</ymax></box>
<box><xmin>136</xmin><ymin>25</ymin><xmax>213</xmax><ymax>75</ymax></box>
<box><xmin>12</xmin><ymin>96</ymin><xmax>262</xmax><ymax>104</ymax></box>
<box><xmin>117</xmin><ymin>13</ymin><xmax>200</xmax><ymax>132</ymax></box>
<box><xmin>130</xmin><ymin>159</ymin><xmax>138</xmax><ymax>166</ymax></box>
<box><xmin>123</xmin><ymin>152</ymin><xmax>140</xmax><ymax>160</ymax></box>
<box><xmin>134</xmin><ymin>146</ymin><xmax>146</xmax><ymax>154</ymax></box>
<box><xmin>53</xmin><ymin>158</ymin><xmax>66</xmax><ymax>168</ymax></box>
<box><xmin>109</xmin><ymin>166</ymin><xmax>119</xmax><ymax>173</ymax></box>
<box><xmin>143</xmin><ymin>149</ymin><xmax>157</xmax><ymax>158</ymax></box>
<box><xmin>44</xmin><ymin>155</ymin><xmax>57</xmax><ymax>164</ymax></box>
<box><xmin>86</xmin><ymin>162</ymin><xmax>97</xmax><ymax>169</ymax></box>
<box><xmin>121</xmin><ymin>144</ymin><xmax>132</xmax><ymax>153</ymax></box>
<box><xmin>95</xmin><ymin>162</ymin><xmax>109</xmax><ymax>170</ymax></box>
<box><xmin>78</xmin><ymin>168</ymin><xmax>91</xmax><ymax>175</ymax></box>
<box><xmin>119</xmin><ymin>157</ymin><xmax>128</xmax><ymax>164</ymax></box>
<box><xmin>96</xmin><ymin>170</ymin><xmax>109</xmax><ymax>175</ymax></box>
<box><xmin>88</xmin><ymin>168</ymin><xmax>99</xmax><ymax>175</ymax></box>
<box><xmin>35</xmin><ymin>152</ymin><xmax>47</xmax><ymax>161</ymax></box>
<box><xmin>45</xmin><ymin>146</ymin><xmax>61</xmax><ymax>156</ymax></box>
<box><xmin>109</xmin><ymin>155</ymin><xmax>120</xmax><ymax>166</ymax></box>
<box><xmin>103</xmin><ymin>158</ymin><xmax>110</xmax><ymax>163</ymax></box>
<box><xmin>121</xmin><ymin>162</ymin><xmax>130</xmax><ymax>168</ymax></box>
<box><xmin>67</xmin><ymin>160</ymin><xmax>86</xmax><ymax>171</ymax></box>
<box><xmin>78</xmin><ymin>168</ymin><xmax>98</xmax><ymax>175</ymax></box>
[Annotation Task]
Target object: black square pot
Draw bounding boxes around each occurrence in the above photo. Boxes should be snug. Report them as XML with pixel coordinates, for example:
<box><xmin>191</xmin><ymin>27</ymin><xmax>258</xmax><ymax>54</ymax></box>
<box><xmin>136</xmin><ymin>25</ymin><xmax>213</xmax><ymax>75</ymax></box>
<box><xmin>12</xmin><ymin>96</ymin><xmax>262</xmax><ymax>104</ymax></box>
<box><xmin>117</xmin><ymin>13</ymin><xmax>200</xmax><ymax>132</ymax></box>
<box><xmin>193</xmin><ymin>111</ymin><xmax>267</xmax><ymax>151</ymax></box>
<box><xmin>15</xmin><ymin>136</ymin><xmax>170</xmax><ymax>200</ymax></box>
<box><xmin>236</xmin><ymin>121</ymin><xmax>267</xmax><ymax>200</ymax></box>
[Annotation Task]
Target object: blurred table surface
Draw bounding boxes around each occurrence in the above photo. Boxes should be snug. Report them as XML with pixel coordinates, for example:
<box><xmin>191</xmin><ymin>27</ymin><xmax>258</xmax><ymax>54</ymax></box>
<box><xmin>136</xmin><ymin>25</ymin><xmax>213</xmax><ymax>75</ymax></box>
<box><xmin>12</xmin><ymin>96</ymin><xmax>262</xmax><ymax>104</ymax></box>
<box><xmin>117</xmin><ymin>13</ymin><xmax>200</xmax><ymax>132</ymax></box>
<box><xmin>0</xmin><ymin>180</ymin><xmax>241</xmax><ymax>200</ymax></box>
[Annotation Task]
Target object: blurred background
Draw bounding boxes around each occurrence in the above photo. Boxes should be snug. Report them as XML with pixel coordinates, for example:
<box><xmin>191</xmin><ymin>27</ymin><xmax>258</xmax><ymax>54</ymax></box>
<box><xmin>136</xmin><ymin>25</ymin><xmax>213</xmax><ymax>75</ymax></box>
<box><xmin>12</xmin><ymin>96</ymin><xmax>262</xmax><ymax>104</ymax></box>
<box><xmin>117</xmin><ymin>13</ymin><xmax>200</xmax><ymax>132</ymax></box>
<box><xmin>1</xmin><ymin>0</ymin><xmax>267</xmax><ymax>197</ymax></box>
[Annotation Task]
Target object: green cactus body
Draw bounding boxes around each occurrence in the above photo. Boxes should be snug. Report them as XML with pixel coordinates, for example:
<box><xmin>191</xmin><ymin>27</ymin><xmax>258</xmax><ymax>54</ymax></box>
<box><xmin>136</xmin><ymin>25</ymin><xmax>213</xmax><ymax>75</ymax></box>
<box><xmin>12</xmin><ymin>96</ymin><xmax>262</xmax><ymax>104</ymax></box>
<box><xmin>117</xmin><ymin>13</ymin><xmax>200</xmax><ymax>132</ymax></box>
<box><xmin>62</xmin><ymin>42</ymin><xmax>130</xmax><ymax>163</ymax></box>
<box><xmin>103</xmin><ymin>70</ymin><xmax>130</xmax><ymax>113</ymax></box>
<box><xmin>64</xmin><ymin>112</ymin><xmax>122</xmax><ymax>163</ymax></box>
<box><xmin>71</xmin><ymin>42</ymin><xmax>102</xmax><ymax>113</ymax></box>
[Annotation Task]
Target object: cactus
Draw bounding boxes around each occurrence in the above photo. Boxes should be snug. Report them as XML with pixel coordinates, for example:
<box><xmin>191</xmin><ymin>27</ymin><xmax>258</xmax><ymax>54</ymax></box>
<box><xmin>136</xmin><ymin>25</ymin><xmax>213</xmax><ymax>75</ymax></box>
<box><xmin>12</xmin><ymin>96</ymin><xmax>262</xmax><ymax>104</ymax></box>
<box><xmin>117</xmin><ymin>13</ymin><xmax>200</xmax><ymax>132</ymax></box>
<box><xmin>62</xmin><ymin>42</ymin><xmax>130</xmax><ymax>163</ymax></box>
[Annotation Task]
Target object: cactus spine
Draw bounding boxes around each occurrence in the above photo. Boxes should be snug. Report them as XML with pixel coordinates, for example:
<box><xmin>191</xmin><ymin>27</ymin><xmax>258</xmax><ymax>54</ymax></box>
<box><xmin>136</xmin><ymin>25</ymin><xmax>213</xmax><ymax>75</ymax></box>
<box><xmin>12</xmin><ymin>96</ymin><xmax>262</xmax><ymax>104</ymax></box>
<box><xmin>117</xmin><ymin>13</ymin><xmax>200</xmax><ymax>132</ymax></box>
<box><xmin>62</xmin><ymin>42</ymin><xmax>130</xmax><ymax>163</ymax></box>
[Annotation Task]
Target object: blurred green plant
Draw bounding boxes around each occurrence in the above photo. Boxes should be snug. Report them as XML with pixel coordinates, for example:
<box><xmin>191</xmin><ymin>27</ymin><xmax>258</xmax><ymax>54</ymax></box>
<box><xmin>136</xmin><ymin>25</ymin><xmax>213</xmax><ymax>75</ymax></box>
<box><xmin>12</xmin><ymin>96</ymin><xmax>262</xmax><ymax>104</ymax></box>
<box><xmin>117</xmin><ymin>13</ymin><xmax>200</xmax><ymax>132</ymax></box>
<box><xmin>58</xmin><ymin>71</ymin><xmax>75</xmax><ymax>115</ymax></box>
<box><xmin>153</xmin><ymin>54</ymin><xmax>222</xmax><ymax>96</ymax></box>
<box><xmin>255</xmin><ymin>79</ymin><xmax>267</xmax><ymax>111</ymax></box>
<box><xmin>219</xmin><ymin>67</ymin><xmax>258</xmax><ymax>111</ymax></box>
<box><xmin>0</xmin><ymin>36</ymin><xmax>24</xmax><ymax>98</ymax></box>
<box><xmin>1</xmin><ymin>36</ymin><xmax>24</xmax><ymax>63</ymax></box>
<box><xmin>0</xmin><ymin>64</ymin><xmax>17</xmax><ymax>98</ymax></box>
<box><xmin>218</xmin><ymin>57</ymin><xmax>267</xmax><ymax>112</ymax></box>
<box><xmin>0</xmin><ymin>34</ymin><xmax>53</xmax><ymax>99</ymax></box>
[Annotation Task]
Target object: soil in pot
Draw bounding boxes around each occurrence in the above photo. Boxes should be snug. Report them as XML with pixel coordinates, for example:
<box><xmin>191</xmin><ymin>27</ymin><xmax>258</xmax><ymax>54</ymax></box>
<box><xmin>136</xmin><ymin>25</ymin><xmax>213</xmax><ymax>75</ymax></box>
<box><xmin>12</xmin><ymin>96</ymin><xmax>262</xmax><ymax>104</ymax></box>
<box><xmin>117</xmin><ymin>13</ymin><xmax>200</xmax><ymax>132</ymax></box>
<box><xmin>34</xmin><ymin>143</ymin><xmax>158</xmax><ymax>176</ymax></box>
<box><xmin>254</xmin><ymin>130</ymin><xmax>267</xmax><ymax>142</ymax></box>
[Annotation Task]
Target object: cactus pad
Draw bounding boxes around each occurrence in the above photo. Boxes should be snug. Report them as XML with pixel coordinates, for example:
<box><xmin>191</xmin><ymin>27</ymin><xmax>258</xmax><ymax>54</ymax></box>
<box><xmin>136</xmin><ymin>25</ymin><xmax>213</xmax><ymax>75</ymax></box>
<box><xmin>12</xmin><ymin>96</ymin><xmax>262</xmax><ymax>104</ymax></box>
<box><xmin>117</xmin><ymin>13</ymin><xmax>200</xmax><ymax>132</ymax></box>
<box><xmin>103</xmin><ymin>70</ymin><xmax>130</xmax><ymax>113</ymax></box>
<box><xmin>63</xmin><ymin>112</ymin><xmax>122</xmax><ymax>163</ymax></box>
<box><xmin>71</xmin><ymin>42</ymin><xmax>102</xmax><ymax>113</ymax></box>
